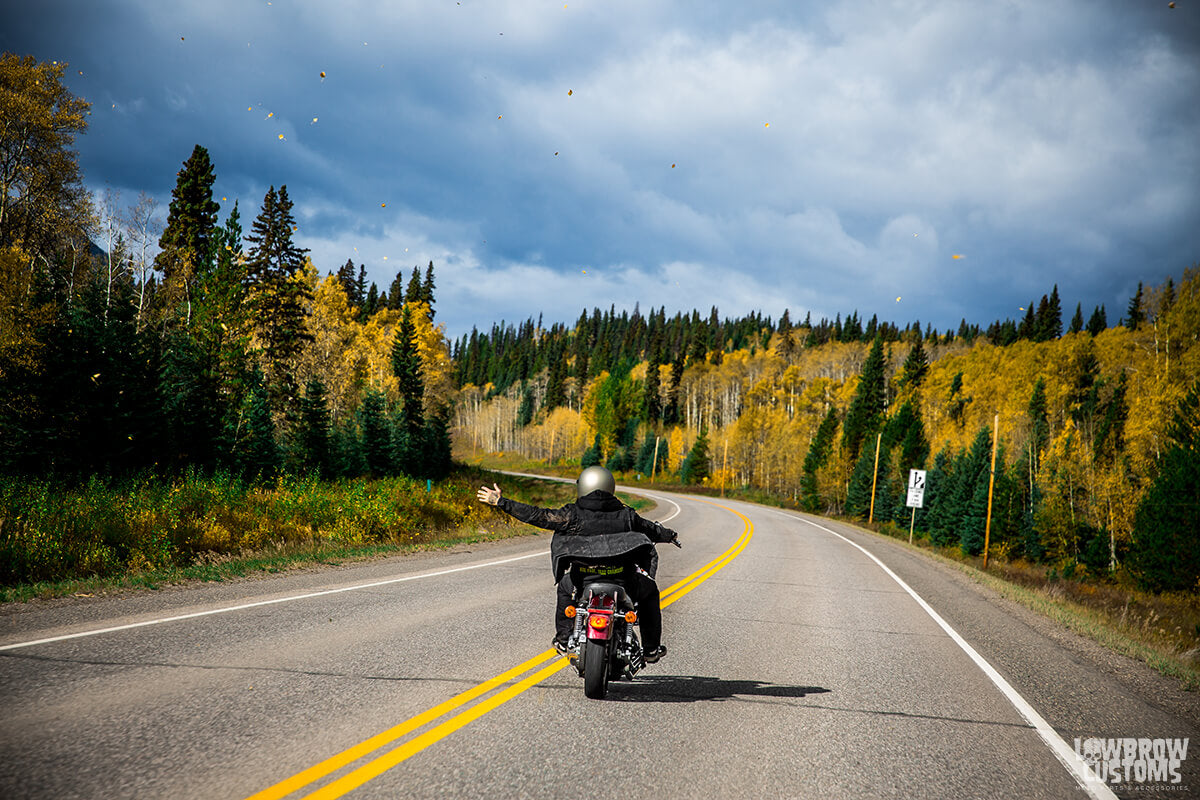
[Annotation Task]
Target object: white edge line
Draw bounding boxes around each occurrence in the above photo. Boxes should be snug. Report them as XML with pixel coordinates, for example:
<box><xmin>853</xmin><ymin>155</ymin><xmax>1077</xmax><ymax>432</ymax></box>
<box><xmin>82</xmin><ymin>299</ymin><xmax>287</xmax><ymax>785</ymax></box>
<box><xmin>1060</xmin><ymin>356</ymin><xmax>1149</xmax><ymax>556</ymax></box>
<box><xmin>768</xmin><ymin>509</ymin><xmax>1117</xmax><ymax>800</ymax></box>
<box><xmin>0</xmin><ymin>550</ymin><xmax>549</xmax><ymax>653</ymax></box>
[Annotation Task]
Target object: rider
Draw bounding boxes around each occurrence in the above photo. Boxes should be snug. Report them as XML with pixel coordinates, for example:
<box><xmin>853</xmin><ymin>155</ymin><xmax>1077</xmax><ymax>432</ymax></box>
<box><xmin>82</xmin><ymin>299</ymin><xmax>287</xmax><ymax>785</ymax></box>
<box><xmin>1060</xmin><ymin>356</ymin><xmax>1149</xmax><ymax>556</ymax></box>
<box><xmin>477</xmin><ymin>466</ymin><xmax>679</xmax><ymax>663</ymax></box>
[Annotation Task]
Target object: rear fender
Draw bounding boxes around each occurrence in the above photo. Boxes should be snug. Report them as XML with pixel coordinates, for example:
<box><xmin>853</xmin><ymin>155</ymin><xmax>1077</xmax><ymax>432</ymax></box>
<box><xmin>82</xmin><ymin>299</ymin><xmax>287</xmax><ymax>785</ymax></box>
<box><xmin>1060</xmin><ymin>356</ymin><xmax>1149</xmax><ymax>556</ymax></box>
<box><xmin>584</xmin><ymin>610</ymin><xmax>614</xmax><ymax>641</ymax></box>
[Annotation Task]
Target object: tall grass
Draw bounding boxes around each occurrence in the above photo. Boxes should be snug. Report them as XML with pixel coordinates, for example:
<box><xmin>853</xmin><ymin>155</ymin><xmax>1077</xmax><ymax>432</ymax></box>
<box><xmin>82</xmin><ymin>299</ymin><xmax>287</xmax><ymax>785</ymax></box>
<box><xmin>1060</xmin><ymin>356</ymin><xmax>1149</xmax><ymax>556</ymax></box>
<box><xmin>0</xmin><ymin>468</ymin><xmax>499</xmax><ymax>591</ymax></box>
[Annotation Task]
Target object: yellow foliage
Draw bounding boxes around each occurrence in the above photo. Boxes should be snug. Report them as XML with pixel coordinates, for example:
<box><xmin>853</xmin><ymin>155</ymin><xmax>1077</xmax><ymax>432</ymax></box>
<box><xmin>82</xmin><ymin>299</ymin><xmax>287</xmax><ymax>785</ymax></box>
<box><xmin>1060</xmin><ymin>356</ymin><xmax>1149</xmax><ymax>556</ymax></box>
<box><xmin>667</xmin><ymin>426</ymin><xmax>684</xmax><ymax>472</ymax></box>
<box><xmin>407</xmin><ymin>301</ymin><xmax>456</xmax><ymax>414</ymax></box>
<box><xmin>298</xmin><ymin>274</ymin><xmax>359</xmax><ymax>419</ymax></box>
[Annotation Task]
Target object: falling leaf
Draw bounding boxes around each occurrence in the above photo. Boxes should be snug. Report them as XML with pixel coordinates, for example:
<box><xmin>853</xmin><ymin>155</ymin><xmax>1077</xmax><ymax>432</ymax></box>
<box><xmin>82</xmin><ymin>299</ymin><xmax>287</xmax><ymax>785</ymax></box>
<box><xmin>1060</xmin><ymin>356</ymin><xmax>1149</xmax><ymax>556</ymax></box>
<box><xmin>896</xmin><ymin>297</ymin><xmax>902</xmax><ymax>302</ymax></box>
<box><xmin>180</xmin><ymin>36</ymin><xmax>185</xmax><ymax>41</ymax></box>
<box><xmin>582</xmin><ymin>270</ymin><xmax>587</xmax><ymax>275</ymax></box>
<box><xmin>383</xmin><ymin>256</ymin><xmax>388</xmax><ymax>260</ymax></box>
<box><xmin>554</xmin><ymin>151</ymin><xmax>559</xmax><ymax>156</ymax></box>
<box><xmin>1169</xmin><ymin>1</ymin><xmax>1175</xmax><ymax>6</ymax></box>
<box><xmin>293</xmin><ymin>225</ymin><xmax>298</xmax><ymax>231</ymax></box>
<box><xmin>91</xmin><ymin>373</ymin><xmax>101</xmax><ymax>381</ymax></box>
<box><xmin>764</xmin><ymin>122</ymin><xmax>770</xmax><ymax>127</ymax></box>
<box><xmin>248</xmin><ymin>106</ymin><xmax>253</xmax><ymax>111</ymax></box>
<box><xmin>568</xmin><ymin>89</ymin><xmax>573</xmax><ymax>96</ymax></box>
<box><xmin>952</xmin><ymin>254</ymin><xmax>964</xmax><ymax>259</ymax></box>
<box><xmin>266</xmin><ymin>111</ymin><xmax>274</xmax><ymax>118</ymax></box>
<box><xmin>381</xmin><ymin>203</ymin><xmax>386</xmax><ymax>208</ymax></box>
<box><xmin>671</xmin><ymin>163</ymin><xmax>676</xmax><ymax>168</ymax></box>
<box><xmin>311</xmin><ymin>117</ymin><xmax>318</xmax><ymax>123</ymax></box>
<box><xmin>498</xmin><ymin>115</ymin><xmax>502</xmax><ymax>119</ymax></box>
<box><xmin>320</xmin><ymin>71</ymin><xmax>326</xmax><ymax>78</ymax></box>
<box><xmin>278</xmin><ymin>133</ymin><xmax>285</xmax><ymax>140</ymax></box>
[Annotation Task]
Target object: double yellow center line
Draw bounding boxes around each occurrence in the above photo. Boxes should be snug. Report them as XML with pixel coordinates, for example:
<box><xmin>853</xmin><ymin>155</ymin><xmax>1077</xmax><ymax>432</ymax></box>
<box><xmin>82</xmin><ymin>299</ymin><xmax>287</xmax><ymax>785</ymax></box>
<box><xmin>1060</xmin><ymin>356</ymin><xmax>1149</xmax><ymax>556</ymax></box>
<box><xmin>246</xmin><ymin>500</ymin><xmax>752</xmax><ymax>800</ymax></box>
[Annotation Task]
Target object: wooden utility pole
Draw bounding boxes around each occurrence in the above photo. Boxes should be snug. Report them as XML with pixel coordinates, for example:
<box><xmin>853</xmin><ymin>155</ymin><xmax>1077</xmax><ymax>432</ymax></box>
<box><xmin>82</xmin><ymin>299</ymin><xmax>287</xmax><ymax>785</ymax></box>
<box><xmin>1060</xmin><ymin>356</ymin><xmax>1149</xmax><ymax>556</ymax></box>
<box><xmin>983</xmin><ymin>413</ymin><xmax>999</xmax><ymax>569</ymax></box>
<box><xmin>868</xmin><ymin>432</ymin><xmax>882</xmax><ymax>524</ymax></box>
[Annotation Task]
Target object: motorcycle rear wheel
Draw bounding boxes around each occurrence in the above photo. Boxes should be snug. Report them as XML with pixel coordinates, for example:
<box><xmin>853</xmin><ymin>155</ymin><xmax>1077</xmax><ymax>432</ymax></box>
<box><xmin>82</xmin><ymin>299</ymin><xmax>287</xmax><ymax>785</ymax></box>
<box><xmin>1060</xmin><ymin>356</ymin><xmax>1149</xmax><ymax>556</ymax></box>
<box><xmin>583</xmin><ymin>638</ymin><xmax>609</xmax><ymax>699</ymax></box>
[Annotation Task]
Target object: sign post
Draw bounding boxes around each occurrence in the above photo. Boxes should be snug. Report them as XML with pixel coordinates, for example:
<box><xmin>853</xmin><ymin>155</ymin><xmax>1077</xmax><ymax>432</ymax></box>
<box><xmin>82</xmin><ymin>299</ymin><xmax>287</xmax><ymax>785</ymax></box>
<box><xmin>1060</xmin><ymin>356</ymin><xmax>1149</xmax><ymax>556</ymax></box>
<box><xmin>906</xmin><ymin>469</ymin><xmax>926</xmax><ymax>544</ymax></box>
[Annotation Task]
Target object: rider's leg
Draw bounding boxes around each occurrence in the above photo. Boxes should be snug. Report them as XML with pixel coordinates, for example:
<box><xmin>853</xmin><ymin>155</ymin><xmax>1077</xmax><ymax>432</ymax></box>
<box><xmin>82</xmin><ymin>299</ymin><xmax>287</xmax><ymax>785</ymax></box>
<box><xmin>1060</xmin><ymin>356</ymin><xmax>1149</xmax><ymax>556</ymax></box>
<box><xmin>555</xmin><ymin>574</ymin><xmax>575</xmax><ymax>643</ymax></box>
<box><xmin>631</xmin><ymin>573</ymin><xmax>661</xmax><ymax>652</ymax></box>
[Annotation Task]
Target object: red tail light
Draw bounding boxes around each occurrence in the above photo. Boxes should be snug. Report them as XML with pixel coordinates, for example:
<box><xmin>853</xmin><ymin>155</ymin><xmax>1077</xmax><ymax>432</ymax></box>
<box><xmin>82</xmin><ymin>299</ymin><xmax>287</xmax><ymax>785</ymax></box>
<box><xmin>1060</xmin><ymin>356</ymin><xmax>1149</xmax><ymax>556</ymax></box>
<box><xmin>588</xmin><ymin>614</ymin><xmax>610</xmax><ymax>630</ymax></box>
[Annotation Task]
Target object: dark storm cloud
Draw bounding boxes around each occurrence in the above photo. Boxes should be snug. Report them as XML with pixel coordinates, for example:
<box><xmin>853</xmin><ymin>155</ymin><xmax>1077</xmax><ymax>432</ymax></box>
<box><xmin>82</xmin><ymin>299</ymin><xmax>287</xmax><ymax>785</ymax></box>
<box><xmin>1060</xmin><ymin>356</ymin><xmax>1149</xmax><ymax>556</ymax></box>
<box><xmin>3</xmin><ymin>0</ymin><xmax>1197</xmax><ymax>339</ymax></box>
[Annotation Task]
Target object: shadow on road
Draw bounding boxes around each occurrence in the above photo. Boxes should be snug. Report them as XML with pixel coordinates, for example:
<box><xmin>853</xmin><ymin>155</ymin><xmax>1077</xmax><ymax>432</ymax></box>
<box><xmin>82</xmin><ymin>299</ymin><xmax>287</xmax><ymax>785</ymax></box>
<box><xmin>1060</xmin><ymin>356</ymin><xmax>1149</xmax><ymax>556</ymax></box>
<box><xmin>605</xmin><ymin>674</ymin><xmax>831</xmax><ymax>704</ymax></box>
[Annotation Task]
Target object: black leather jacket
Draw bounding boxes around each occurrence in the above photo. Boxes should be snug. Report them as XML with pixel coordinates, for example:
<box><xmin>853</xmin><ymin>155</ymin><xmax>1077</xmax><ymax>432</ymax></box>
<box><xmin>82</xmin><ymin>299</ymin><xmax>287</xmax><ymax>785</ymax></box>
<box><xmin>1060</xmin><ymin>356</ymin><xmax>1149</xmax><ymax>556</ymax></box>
<box><xmin>495</xmin><ymin>490</ymin><xmax>678</xmax><ymax>582</ymax></box>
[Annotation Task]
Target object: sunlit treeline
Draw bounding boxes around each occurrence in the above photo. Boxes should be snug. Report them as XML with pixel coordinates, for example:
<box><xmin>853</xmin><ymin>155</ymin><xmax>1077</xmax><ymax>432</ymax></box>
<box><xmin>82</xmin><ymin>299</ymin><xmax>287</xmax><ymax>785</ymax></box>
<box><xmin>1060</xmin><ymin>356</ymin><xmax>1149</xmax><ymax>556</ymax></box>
<box><xmin>453</xmin><ymin>270</ymin><xmax>1200</xmax><ymax>591</ymax></box>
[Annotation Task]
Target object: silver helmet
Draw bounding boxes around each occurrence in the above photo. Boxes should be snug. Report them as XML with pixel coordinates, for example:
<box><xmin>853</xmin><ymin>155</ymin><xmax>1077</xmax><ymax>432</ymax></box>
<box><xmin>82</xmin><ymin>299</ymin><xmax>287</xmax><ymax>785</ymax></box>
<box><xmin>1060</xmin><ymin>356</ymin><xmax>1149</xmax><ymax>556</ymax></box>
<box><xmin>576</xmin><ymin>465</ymin><xmax>616</xmax><ymax>497</ymax></box>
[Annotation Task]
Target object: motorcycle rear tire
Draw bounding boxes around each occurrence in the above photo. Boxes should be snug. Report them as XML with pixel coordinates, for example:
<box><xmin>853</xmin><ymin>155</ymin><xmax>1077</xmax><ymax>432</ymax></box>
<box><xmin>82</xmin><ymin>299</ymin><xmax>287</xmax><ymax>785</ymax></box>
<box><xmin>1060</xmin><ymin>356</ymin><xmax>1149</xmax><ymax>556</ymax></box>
<box><xmin>583</xmin><ymin>638</ymin><xmax>609</xmax><ymax>699</ymax></box>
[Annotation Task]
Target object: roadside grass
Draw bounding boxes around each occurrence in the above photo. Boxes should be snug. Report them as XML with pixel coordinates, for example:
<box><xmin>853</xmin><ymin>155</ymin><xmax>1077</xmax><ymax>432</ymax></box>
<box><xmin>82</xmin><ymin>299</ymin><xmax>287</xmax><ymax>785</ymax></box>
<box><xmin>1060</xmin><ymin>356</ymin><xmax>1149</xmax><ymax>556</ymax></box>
<box><xmin>0</xmin><ymin>466</ymin><xmax>645</xmax><ymax>604</ymax></box>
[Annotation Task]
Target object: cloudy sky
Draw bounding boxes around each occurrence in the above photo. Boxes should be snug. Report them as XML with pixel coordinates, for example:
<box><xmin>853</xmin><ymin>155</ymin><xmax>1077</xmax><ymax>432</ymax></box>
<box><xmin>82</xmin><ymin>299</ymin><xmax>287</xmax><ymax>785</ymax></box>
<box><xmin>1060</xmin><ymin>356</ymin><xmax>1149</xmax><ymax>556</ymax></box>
<box><xmin>4</xmin><ymin>0</ymin><xmax>1198</xmax><ymax>341</ymax></box>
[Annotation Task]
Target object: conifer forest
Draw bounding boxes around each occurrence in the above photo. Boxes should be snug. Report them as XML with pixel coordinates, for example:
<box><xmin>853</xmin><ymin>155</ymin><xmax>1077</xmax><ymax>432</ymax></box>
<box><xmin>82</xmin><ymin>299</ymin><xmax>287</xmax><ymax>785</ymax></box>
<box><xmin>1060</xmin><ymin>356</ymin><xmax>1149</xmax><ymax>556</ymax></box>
<box><xmin>2</xmin><ymin>54</ymin><xmax>1198</xmax><ymax>596</ymax></box>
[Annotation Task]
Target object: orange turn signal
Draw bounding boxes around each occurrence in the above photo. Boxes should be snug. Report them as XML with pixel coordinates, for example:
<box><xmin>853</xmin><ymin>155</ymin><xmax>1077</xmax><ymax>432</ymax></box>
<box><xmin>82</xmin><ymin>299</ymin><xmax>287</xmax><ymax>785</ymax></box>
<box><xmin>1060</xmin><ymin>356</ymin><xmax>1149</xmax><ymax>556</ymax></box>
<box><xmin>588</xmin><ymin>615</ymin><xmax>609</xmax><ymax>630</ymax></box>
<box><xmin>564</xmin><ymin>606</ymin><xmax>576</xmax><ymax>618</ymax></box>
<box><xmin>624</xmin><ymin>611</ymin><xmax>637</xmax><ymax>623</ymax></box>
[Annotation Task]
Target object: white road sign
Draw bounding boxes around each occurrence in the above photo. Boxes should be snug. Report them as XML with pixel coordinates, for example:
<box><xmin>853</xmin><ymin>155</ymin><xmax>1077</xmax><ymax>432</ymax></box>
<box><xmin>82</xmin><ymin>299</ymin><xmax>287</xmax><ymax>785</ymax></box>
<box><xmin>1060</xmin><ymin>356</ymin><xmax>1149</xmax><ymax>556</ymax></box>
<box><xmin>906</xmin><ymin>469</ymin><xmax>927</xmax><ymax>508</ymax></box>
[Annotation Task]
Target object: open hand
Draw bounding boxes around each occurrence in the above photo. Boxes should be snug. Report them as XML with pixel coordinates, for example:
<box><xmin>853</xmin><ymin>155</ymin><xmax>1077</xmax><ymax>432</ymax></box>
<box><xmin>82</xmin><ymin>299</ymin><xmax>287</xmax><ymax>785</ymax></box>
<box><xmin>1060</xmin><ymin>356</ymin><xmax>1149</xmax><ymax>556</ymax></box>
<box><xmin>476</xmin><ymin>483</ymin><xmax>502</xmax><ymax>505</ymax></box>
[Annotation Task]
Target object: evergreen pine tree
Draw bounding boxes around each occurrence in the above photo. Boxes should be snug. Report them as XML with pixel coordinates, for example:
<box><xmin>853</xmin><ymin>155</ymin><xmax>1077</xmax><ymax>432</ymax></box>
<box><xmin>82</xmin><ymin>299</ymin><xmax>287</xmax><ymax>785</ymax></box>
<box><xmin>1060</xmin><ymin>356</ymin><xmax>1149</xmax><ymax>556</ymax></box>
<box><xmin>581</xmin><ymin>434</ymin><xmax>602</xmax><ymax>468</ymax></box>
<box><xmin>422</xmin><ymin>410</ymin><xmax>454</xmax><ymax>480</ymax></box>
<box><xmin>1027</xmin><ymin>376</ymin><xmax>1050</xmax><ymax>475</ymax></box>
<box><xmin>154</xmin><ymin>144</ymin><xmax>220</xmax><ymax>295</ymax></box>
<box><xmin>243</xmin><ymin>185</ymin><xmax>312</xmax><ymax>416</ymax></box>
<box><xmin>680</xmin><ymin>428</ymin><xmax>711</xmax><ymax>484</ymax></box>
<box><xmin>387</xmin><ymin>271</ymin><xmax>406</xmax><ymax>310</ymax></box>
<box><xmin>330</xmin><ymin>418</ymin><xmax>365</xmax><ymax>478</ymax></box>
<box><xmin>1034</xmin><ymin>285</ymin><xmax>1062</xmax><ymax>342</ymax></box>
<box><xmin>1092</xmin><ymin>373</ymin><xmax>1128</xmax><ymax>463</ymax></box>
<box><xmin>923</xmin><ymin>449</ymin><xmax>955</xmax><ymax>545</ymax></box>
<box><xmin>405</xmin><ymin>265</ymin><xmax>422</xmax><ymax>305</ymax></box>
<box><xmin>960</xmin><ymin>460</ymin><xmax>992</xmax><ymax>556</ymax></box>
<box><xmin>1017</xmin><ymin>303</ymin><xmax>1036</xmax><ymax>340</ymax></box>
<box><xmin>422</xmin><ymin>261</ymin><xmax>436</xmax><ymax>317</ymax></box>
<box><xmin>635</xmin><ymin>433</ymin><xmax>660</xmax><ymax>475</ymax></box>
<box><xmin>801</xmin><ymin>406</ymin><xmax>839</xmax><ymax>511</ymax></box>
<box><xmin>336</xmin><ymin>259</ymin><xmax>360</xmax><ymax>306</ymax></box>
<box><xmin>359</xmin><ymin>388</ymin><xmax>392</xmax><ymax>476</ymax></box>
<box><xmin>1126</xmin><ymin>282</ymin><xmax>1145</xmax><ymax>330</ymax></box>
<box><xmin>226</xmin><ymin>371</ymin><xmax>281</xmax><ymax>481</ymax></box>
<box><xmin>1068</xmin><ymin>302</ymin><xmax>1084</xmax><ymax>334</ymax></box>
<box><xmin>365</xmin><ymin>283</ymin><xmax>380</xmax><ymax>317</ymax></box>
<box><xmin>899</xmin><ymin>336</ymin><xmax>929</xmax><ymax>389</ymax></box>
<box><xmin>841</xmin><ymin>335</ymin><xmax>887</xmax><ymax>462</ymax></box>
<box><xmin>954</xmin><ymin>426</ymin><xmax>993</xmax><ymax>552</ymax></box>
<box><xmin>642</xmin><ymin>358</ymin><xmax>661</xmax><ymax>422</ymax></box>
<box><xmin>296</xmin><ymin>377</ymin><xmax>332</xmax><ymax>477</ymax></box>
<box><xmin>544</xmin><ymin>348</ymin><xmax>567</xmax><ymax>413</ymax></box>
<box><xmin>391</xmin><ymin>305</ymin><xmax>425</xmax><ymax>475</ymax></box>
<box><xmin>1128</xmin><ymin>382</ymin><xmax>1200</xmax><ymax>591</ymax></box>
<box><xmin>845</xmin><ymin>439</ymin><xmax>885</xmax><ymax>519</ymax></box>
<box><xmin>1086</xmin><ymin>304</ymin><xmax>1107</xmax><ymax>336</ymax></box>
<box><xmin>517</xmin><ymin>384</ymin><xmax>535</xmax><ymax>427</ymax></box>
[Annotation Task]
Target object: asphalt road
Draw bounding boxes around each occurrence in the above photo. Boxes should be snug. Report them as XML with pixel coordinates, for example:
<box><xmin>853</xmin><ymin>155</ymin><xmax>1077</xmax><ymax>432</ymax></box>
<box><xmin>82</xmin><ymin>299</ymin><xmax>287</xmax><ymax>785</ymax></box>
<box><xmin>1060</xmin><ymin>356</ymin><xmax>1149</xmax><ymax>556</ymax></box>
<box><xmin>1</xmin><ymin>488</ymin><xmax>1197</xmax><ymax>799</ymax></box>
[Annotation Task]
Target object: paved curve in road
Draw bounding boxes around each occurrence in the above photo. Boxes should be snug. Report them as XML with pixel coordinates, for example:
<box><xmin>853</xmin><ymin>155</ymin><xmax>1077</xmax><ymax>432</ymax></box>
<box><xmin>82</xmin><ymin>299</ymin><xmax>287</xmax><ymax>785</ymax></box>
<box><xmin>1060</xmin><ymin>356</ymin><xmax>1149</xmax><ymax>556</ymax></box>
<box><xmin>1</xmin><ymin>488</ymin><xmax>1197</xmax><ymax>799</ymax></box>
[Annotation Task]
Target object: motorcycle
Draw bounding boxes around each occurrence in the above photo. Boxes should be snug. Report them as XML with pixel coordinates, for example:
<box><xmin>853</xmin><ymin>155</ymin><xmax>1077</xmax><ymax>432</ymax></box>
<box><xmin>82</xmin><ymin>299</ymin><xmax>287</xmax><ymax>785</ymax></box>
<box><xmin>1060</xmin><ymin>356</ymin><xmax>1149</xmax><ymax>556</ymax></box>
<box><xmin>562</xmin><ymin>567</ymin><xmax>644</xmax><ymax>699</ymax></box>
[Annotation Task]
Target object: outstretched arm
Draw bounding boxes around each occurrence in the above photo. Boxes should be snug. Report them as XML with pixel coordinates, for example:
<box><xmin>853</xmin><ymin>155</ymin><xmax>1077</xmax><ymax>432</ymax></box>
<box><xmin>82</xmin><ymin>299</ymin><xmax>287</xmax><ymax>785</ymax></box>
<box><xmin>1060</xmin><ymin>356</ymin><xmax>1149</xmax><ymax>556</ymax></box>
<box><xmin>477</xmin><ymin>483</ymin><xmax>572</xmax><ymax>531</ymax></box>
